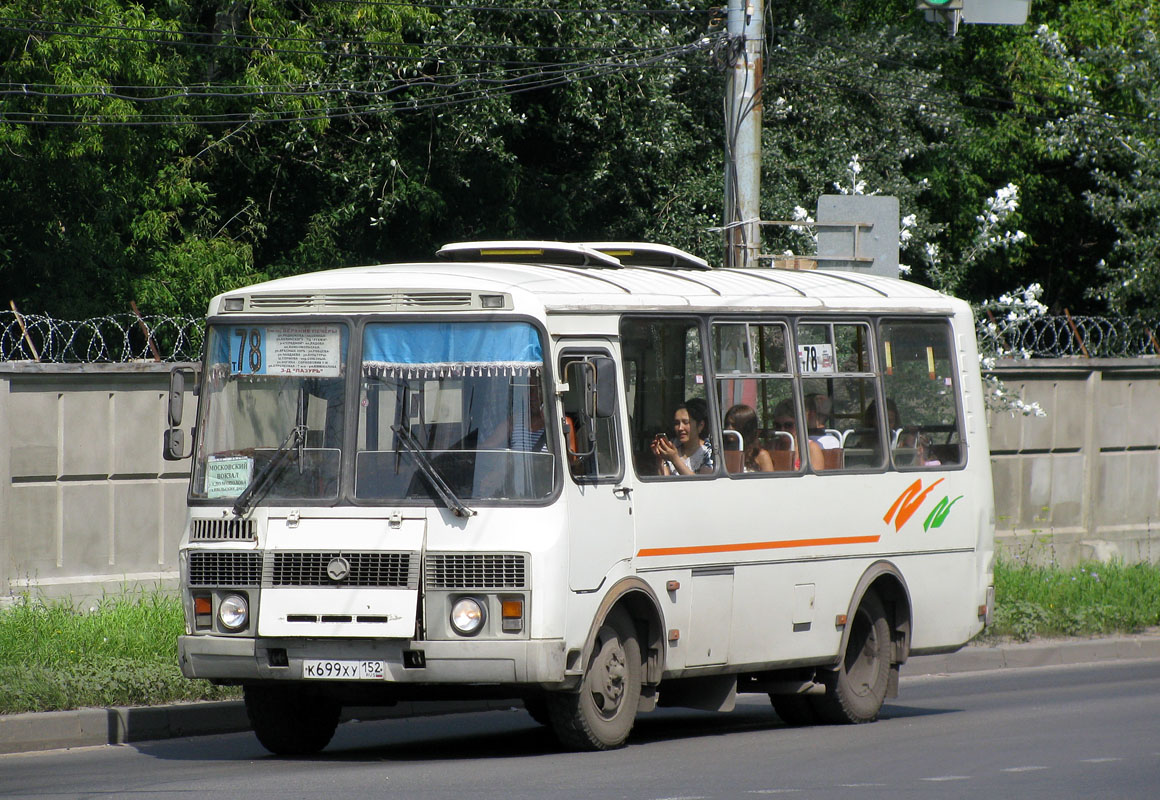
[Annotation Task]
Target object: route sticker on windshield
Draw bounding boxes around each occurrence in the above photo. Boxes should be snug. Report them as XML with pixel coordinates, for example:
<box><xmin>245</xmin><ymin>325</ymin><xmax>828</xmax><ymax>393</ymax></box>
<box><xmin>229</xmin><ymin>325</ymin><xmax>343</xmax><ymax>377</ymax></box>
<box><xmin>206</xmin><ymin>455</ymin><xmax>253</xmax><ymax>498</ymax></box>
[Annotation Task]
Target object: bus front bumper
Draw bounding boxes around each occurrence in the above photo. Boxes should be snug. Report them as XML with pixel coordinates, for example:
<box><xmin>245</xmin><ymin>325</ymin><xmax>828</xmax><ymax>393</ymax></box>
<box><xmin>178</xmin><ymin>635</ymin><xmax>569</xmax><ymax>687</ymax></box>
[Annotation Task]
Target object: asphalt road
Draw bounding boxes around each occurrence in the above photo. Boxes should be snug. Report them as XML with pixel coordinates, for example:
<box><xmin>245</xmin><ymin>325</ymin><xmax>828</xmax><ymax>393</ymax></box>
<box><xmin>2</xmin><ymin>658</ymin><xmax>1158</xmax><ymax>800</ymax></box>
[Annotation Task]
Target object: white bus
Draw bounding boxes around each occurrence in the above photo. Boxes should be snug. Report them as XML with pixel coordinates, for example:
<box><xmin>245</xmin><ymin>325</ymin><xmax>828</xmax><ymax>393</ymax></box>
<box><xmin>168</xmin><ymin>241</ymin><xmax>995</xmax><ymax>754</ymax></box>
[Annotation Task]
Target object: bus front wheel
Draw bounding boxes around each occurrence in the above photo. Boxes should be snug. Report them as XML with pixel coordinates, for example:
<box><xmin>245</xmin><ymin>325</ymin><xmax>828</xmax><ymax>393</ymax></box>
<box><xmin>812</xmin><ymin>590</ymin><xmax>891</xmax><ymax>724</ymax></box>
<box><xmin>547</xmin><ymin>609</ymin><xmax>642</xmax><ymax>750</ymax></box>
<box><xmin>244</xmin><ymin>684</ymin><xmax>341</xmax><ymax>756</ymax></box>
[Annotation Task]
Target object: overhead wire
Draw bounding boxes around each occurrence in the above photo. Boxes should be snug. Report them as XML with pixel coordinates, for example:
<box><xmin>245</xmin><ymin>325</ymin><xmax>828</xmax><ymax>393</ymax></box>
<box><xmin>0</xmin><ymin>34</ymin><xmax>721</xmax><ymax>125</ymax></box>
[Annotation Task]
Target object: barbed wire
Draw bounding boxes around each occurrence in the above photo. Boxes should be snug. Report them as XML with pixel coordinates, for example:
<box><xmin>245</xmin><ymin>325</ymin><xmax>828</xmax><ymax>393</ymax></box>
<box><xmin>1</xmin><ymin>312</ymin><xmax>204</xmax><ymax>363</ymax></box>
<box><xmin>977</xmin><ymin>315</ymin><xmax>1160</xmax><ymax>359</ymax></box>
<box><xmin>3</xmin><ymin>312</ymin><xmax>1160</xmax><ymax>363</ymax></box>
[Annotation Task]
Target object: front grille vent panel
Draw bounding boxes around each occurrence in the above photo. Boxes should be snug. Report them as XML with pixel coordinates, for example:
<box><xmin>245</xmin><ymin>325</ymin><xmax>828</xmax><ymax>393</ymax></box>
<box><xmin>188</xmin><ymin>551</ymin><xmax>262</xmax><ymax>587</ymax></box>
<box><xmin>425</xmin><ymin>553</ymin><xmax>528</xmax><ymax>590</ymax></box>
<box><xmin>268</xmin><ymin>552</ymin><xmax>416</xmax><ymax>588</ymax></box>
<box><xmin>190</xmin><ymin>518</ymin><xmax>255</xmax><ymax>542</ymax></box>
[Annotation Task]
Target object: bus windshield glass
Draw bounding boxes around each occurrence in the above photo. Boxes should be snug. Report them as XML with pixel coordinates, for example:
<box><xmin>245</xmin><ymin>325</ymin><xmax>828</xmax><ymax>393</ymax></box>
<box><xmin>355</xmin><ymin>321</ymin><xmax>554</xmax><ymax>503</ymax></box>
<box><xmin>193</xmin><ymin>323</ymin><xmax>349</xmax><ymax>503</ymax></box>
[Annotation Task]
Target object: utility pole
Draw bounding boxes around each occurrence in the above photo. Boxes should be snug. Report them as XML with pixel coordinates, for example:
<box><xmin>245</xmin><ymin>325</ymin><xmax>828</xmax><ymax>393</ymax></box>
<box><xmin>723</xmin><ymin>0</ymin><xmax>764</xmax><ymax>269</ymax></box>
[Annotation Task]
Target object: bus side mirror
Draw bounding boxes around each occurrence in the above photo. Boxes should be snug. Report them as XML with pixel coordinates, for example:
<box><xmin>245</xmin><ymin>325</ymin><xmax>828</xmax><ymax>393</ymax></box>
<box><xmin>163</xmin><ymin>367</ymin><xmax>196</xmax><ymax>461</ymax></box>
<box><xmin>591</xmin><ymin>356</ymin><xmax>616</xmax><ymax>419</ymax></box>
<box><xmin>168</xmin><ymin>369</ymin><xmax>185</xmax><ymax>426</ymax></box>
<box><xmin>163</xmin><ymin>428</ymin><xmax>185</xmax><ymax>461</ymax></box>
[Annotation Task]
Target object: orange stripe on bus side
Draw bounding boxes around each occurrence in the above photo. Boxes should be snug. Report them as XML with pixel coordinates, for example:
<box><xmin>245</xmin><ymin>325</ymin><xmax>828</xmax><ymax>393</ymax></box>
<box><xmin>636</xmin><ymin>534</ymin><xmax>881</xmax><ymax>558</ymax></box>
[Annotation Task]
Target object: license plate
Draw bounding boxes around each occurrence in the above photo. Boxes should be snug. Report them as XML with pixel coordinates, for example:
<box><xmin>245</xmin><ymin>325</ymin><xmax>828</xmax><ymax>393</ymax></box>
<box><xmin>302</xmin><ymin>659</ymin><xmax>385</xmax><ymax>680</ymax></box>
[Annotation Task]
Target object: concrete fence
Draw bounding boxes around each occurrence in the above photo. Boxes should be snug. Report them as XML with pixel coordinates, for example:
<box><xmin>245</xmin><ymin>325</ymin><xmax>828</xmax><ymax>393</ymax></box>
<box><xmin>2</xmin><ymin>358</ymin><xmax>1159</xmax><ymax>605</ymax></box>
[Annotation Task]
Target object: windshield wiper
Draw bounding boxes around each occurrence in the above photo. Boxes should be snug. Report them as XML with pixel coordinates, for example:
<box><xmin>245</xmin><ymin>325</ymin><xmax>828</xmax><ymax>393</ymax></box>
<box><xmin>391</xmin><ymin>423</ymin><xmax>475</xmax><ymax>518</ymax></box>
<box><xmin>232</xmin><ymin>423</ymin><xmax>307</xmax><ymax>518</ymax></box>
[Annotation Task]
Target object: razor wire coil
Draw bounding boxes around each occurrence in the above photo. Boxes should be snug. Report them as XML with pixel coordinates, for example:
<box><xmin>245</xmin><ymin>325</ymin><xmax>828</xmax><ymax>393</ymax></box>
<box><xmin>1</xmin><ymin>312</ymin><xmax>204</xmax><ymax>363</ymax></box>
<box><xmin>3</xmin><ymin>312</ymin><xmax>1160</xmax><ymax>363</ymax></box>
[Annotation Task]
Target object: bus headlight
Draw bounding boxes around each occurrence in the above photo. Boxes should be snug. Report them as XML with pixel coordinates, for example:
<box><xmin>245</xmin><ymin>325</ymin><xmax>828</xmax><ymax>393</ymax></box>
<box><xmin>218</xmin><ymin>594</ymin><xmax>249</xmax><ymax>631</ymax></box>
<box><xmin>450</xmin><ymin>597</ymin><xmax>485</xmax><ymax>636</ymax></box>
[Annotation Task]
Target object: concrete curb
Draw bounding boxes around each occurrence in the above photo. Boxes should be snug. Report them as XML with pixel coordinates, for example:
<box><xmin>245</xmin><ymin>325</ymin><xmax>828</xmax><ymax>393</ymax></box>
<box><xmin>4</xmin><ymin>634</ymin><xmax>1159</xmax><ymax>755</ymax></box>
<box><xmin>905</xmin><ymin>632</ymin><xmax>1160</xmax><ymax>676</ymax></box>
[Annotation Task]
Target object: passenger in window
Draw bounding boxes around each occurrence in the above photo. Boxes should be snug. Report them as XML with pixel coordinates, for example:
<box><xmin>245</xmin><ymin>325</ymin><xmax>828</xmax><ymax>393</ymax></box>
<box><xmin>723</xmin><ymin>404</ymin><xmax>773</xmax><ymax>473</ymax></box>
<box><xmin>915</xmin><ymin>433</ymin><xmax>942</xmax><ymax>467</ymax></box>
<box><xmin>805</xmin><ymin>393</ymin><xmax>841</xmax><ymax>451</ymax></box>
<box><xmin>483</xmin><ymin>380</ymin><xmax>547</xmax><ymax>452</ymax></box>
<box><xmin>651</xmin><ymin>398</ymin><xmax>715</xmax><ymax>476</ymax></box>
<box><xmin>769</xmin><ymin>399</ymin><xmax>803</xmax><ymax>470</ymax></box>
<box><xmin>852</xmin><ymin>398</ymin><xmax>900</xmax><ymax>452</ymax></box>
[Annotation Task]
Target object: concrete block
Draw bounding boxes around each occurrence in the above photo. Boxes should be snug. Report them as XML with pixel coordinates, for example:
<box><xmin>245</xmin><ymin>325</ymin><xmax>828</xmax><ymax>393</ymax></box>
<box><xmin>61</xmin><ymin>483</ymin><xmax>111</xmax><ymax>576</ymax></box>
<box><xmin>1047</xmin><ymin>453</ymin><xmax>1084</xmax><ymax>528</ymax></box>
<box><xmin>61</xmin><ymin>392</ymin><xmax>110</xmax><ymax>477</ymax></box>
<box><xmin>1001</xmin><ymin>644</ymin><xmax>1063</xmax><ymax>669</ymax></box>
<box><xmin>8</xmin><ymin>390</ymin><xmax>58</xmax><ymax>477</ymax></box>
<box><xmin>1050</xmin><ymin>379</ymin><xmax>1087</xmax><ymax>449</ymax></box>
<box><xmin>0</xmin><ymin>708</ymin><xmax>109</xmax><ymax>754</ymax></box>
<box><xmin>1094</xmin><ymin>452</ymin><xmax>1130</xmax><ymax>527</ymax></box>
<box><xmin>8</xmin><ymin>483</ymin><xmax>60</xmax><ymax>579</ymax></box>
<box><xmin>990</xmin><ymin>456</ymin><xmax>1022</xmax><ymax>530</ymax></box>
<box><xmin>1124</xmin><ymin>451</ymin><xmax>1160</xmax><ymax>522</ymax></box>
<box><xmin>112</xmin><ymin>701</ymin><xmax>250</xmax><ymax>744</ymax></box>
<box><xmin>1096</xmin><ymin>378</ymin><xmax>1132</xmax><ymax>449</ymax></box>
<box><xmin>112</xmin><ymin>482</ymin><xmax>163</xmax><ymax>572</ymax></box>
<box><xmin>113</xmin><ymin>390</ymin><xmax>166</xmax><ymax>477</ymax></box>
<box><xmin>1024</xmin><ymin>455</ymin><xmax>1057</xmax><ymax>526</ymax></box>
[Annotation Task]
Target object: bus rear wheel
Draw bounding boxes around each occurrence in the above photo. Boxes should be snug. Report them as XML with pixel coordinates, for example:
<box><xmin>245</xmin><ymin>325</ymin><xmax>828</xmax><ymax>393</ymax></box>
<box><xmin>812</xmin><ymin>590</ymin><xmax>891</xmax><ymax>724</ymax></box>
<box><xmin>547</xmin><ymin>609</ymin><xmax>642</xmax><ymax>751</ymax></box>
<box><xmin>244</xmin><ymin>684</ymin><xmax>341</xmax><ymax>756</ymax></box>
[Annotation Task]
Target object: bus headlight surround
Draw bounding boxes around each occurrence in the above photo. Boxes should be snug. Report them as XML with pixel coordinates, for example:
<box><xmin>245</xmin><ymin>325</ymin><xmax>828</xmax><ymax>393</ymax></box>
<box><xmin>218</xmin><ymin>593</ymin><xmax>249</xmax><ymax>632</ymax></box>
<box><xmin>450</xmin><ymin>597</ymin><xmax>485</xmax><ymax>636</ymax></box>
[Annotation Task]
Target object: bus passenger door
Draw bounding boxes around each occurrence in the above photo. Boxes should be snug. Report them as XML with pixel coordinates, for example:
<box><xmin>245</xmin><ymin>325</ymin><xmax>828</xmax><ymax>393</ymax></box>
<box><xmin>559</xmin><ymin>347</ymin><xmax>635</xmax><ymax>592</ymax></box>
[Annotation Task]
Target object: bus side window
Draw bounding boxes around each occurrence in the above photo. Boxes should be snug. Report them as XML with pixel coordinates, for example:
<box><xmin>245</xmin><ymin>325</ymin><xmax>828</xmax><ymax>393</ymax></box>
<box><xmin>713</xmin><ymin>320</ymin><xmax>797</xmax><ymax>475</ymax></box>
<box><xmin>620</xmin><ymin>317</ymin><xmax>708</xmax><ymax>478</ymax></box>
<box><xmin>797</xmin><ymin>321</ymin><xmax>883</xmax><ymax>471</ymax></box>
<box><xmin>879</xmin><ymin>319</ymin><xmax>964</xmax><ymax>469</ymax></box>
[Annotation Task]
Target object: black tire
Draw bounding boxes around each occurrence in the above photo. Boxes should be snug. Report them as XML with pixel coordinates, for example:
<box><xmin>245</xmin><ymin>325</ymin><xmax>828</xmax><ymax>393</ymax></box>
<box><xmin>770</xmin><ymin>694</ymin><xmax>819</xmax><ymax>727</ymax></box>
<box><xmin>811</xmin><ymin>590</ymin><xmax>891</xmax><ymax>724</ymax></box>
<box><xmin>244</xmin><ymin>684</ymin><xmax>341</xmax><ymax>756</ymax></box>
<box><xmin>546</xmin><ymin>609</ymin><xmax>642</xmax><ymax>751</ymax></box>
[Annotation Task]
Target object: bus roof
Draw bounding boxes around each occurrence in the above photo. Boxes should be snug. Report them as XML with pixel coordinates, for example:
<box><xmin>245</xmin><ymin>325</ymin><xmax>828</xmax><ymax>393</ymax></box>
<box><xmin>209</xmin><ymin>242</ymin><xmax>961</xmax><ymax>317</ymax></box>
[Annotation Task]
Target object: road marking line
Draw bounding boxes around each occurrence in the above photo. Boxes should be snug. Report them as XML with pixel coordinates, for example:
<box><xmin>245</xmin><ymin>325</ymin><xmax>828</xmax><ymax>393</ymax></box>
<box><xmin>922</xmin><ymin>776</ymin><xmax>972</xmax><ymax>782</ymax></box>
<box><xmin>1001</xmin><ymin>766</ymin><xmax>1048</xmax><ymax>773</ymax></box>
<box><xmin>1081</xmin><ymin>757</ymin><xmax>1123</xmax><ymax>764</ymax></box>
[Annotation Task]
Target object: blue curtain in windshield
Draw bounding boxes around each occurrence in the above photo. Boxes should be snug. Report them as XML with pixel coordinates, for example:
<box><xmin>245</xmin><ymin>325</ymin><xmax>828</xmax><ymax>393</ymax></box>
<box><xmin>363</xmin><ymin>322</ymin><xmax>542</xmax><ymax>377</ymax></box>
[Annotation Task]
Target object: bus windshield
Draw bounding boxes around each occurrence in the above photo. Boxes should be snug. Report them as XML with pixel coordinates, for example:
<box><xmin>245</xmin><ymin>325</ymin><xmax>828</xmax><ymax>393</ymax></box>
<box><xmin>193</xmin><ymin>323</ymin><xmax>349</xmax><ymax>503</ymax></box>
<box><xmin>355</xmin><ymin>320</ymin><xmax>554</xmax><ymax>503</ymax></box>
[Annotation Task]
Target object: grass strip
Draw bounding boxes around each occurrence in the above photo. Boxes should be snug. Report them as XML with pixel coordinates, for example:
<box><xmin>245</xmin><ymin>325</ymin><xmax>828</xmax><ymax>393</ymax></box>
<box><xmin>985</xmin><ymin>559</ymin><xmax>1160</xmax><ymax>641</ymax></box>
<box><xmin>2</xmin><ymin>560</ymin><xmax>1160</xmax><ymax>714</ymax></box>
<box><xmin>0</xmin><ymin>591</ymin><xmax>238</xmax><ymax>715</ymax></box>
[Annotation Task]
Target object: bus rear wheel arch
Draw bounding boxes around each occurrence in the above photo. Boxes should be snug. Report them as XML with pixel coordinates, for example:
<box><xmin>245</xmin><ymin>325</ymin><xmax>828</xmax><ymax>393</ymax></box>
<box><xmin>811</xmin><ymin>588</ymin><xmax>893</xmax><ymax>724</ymax></box>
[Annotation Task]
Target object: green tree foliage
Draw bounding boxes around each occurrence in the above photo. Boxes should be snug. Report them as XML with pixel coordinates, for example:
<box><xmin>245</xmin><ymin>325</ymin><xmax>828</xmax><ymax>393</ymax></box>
<box><xmin>4</xmin><ymin>1</ymin><xmax>1160</xmax><ymax>319</ymax></box>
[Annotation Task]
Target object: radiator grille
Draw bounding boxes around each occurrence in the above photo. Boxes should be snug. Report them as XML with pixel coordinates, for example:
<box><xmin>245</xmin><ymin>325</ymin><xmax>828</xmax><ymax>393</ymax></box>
<box><xmin>425</xmin><ymin>553</ymin><xmax>528</xmax><ymax>589</ymax></box>
<box><xmin>268</xmin><ymin>551</ymin><xmax>416</xmax><ymax>588</ymax></box>
<box><xmin>190</xmin><ymin>518</ymin><xmax>255</xmax><ymax>542</ymax></box>
<box><xmin>188</xmin><ymin>551</ymin><xmax>262</xmax><ymax>587</ymax></box>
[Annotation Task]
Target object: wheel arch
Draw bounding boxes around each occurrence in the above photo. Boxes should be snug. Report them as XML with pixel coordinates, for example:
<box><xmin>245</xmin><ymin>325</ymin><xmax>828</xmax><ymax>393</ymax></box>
<box><xmin>839</xmin><ymin>560</ymin><xmax>913</xmax><ymax>668</ymax></box>
<box><xmin>582</xmin><ymin>577</ymin><xmax>665</xmax><ymax>687</ymax></box>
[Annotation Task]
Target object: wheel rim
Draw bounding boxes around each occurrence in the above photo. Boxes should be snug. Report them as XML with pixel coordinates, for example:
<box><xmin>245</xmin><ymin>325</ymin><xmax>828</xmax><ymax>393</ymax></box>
<box><xmin>843</xmin><ymin>607</ymin><xmax>883</xmax><ymax>699</ymax></box>
<box><xmin>587</xmin><ymin>624</ymin><xmax>628</xmax><ymax>720</ymax></box>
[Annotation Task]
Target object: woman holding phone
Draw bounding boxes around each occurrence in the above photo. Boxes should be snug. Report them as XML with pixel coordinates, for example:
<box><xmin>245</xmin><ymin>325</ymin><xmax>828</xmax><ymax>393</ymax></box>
<box><xmin>650</xmin><ymin>398</ymin><xmax>714</xmax><ymax>476</ymax></box>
